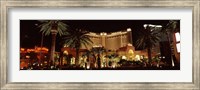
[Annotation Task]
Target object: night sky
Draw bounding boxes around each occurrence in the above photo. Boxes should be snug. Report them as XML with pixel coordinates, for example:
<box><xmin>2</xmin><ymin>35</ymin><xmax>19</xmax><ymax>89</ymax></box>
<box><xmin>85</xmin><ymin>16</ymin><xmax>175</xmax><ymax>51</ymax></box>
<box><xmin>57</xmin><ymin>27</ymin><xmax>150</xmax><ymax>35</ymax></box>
<box><xmin>20</xmin><ymin>20</ymin><xmax>170</xmax><ymax>51</ymax></box>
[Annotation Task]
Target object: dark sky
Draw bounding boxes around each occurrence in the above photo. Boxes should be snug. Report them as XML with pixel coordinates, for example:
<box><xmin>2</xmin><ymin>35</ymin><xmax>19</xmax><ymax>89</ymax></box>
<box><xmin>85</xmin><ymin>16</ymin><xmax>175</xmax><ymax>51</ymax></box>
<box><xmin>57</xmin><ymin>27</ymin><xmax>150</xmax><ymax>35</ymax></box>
<box><xmin>20</xmin><ymin>20</ymin><xmax>170</xmax><ymax>51</ymax></box>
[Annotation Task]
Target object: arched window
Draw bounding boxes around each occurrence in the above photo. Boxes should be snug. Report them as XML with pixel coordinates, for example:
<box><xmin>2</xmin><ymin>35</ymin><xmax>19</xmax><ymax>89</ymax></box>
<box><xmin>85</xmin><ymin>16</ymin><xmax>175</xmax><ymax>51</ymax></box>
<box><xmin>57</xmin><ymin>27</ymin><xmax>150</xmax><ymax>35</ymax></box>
<box><xmin>128</xmin><ymin>49</ymin><xmax>134</xmax><ymax>60</ymax></box>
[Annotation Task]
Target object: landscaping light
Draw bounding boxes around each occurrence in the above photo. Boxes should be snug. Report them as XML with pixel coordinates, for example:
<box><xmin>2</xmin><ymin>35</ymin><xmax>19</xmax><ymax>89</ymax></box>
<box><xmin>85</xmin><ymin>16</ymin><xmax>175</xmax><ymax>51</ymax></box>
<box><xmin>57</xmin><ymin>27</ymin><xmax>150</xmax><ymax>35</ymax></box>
<box><xmin>122</xmin><ymin>56</ymin><xmax>127</xmax><ymax>59</ymax></box>
<box><xmin>87</xmin><ymin>65</ymin><xmax>90</xmax><ymax>69</ymax></box>
<box><xmin>135</xmin><ymin>55</ymin><xmax>140</xmax><ymax>61</ymax></box>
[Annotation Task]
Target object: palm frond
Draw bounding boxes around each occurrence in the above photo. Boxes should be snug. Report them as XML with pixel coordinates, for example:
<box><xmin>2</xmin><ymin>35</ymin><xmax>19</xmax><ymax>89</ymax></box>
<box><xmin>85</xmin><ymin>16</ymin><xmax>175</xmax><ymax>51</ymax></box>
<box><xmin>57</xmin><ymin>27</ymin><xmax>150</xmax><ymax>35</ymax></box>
<box><xmin>62</xmin><ymin>28</ymin><xmax>93</xmax><ymax>51</ymax></box>
<box><xmin>38</xmin><ymin>20</ymin><xmax>68</xmax><ymax>36</ymax></box>
<box><xmin>135</xmin><ymin>24</ymin><xmax>161</xmax><ymax>50</ymax></box>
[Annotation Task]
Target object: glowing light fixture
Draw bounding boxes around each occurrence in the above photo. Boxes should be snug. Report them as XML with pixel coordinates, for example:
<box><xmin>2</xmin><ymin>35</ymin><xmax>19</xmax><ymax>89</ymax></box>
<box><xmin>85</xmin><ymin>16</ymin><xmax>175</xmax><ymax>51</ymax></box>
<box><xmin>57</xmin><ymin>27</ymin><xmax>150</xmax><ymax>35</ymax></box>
<box><xmin>87</xmin><ymin>65</ymin><xmax>90</xmax><ymax>69</ymax></box>
<box><xmin>100</xmin><ymin>32</ymin><xmax>107</xmax><ymax>36</ymax></box>
<box><xmin>25</xmin><ymin>55</ymin><xmax>30</xmax><ymax>59</ymax></box>
<box><xmin>122</xmin><ymin>56</ymin><xmax>127</xmax><ymax>60</ymax></box>
<box><xmin>20</xmin><ymin>48</ymin><xmax>25</xmax><ymax>51</ymax></box>
<box><xmin>63</xmin><ymin>50</ymin><xmax>68</xmax><ymax>55</ymax></box>
<box><xmin>135</xmin><ymin>55</ymin><xmax>140</xmax><ymax>61</ymax></box>
<box><xmin>127</xmin><ymin>28</ymin><xmax>131</xmax><ymax>32</ymax></box>
<box><xmin>104</xmin><ymin>33</ymin><xmax>107</xmax><ymax>35</ymax></box>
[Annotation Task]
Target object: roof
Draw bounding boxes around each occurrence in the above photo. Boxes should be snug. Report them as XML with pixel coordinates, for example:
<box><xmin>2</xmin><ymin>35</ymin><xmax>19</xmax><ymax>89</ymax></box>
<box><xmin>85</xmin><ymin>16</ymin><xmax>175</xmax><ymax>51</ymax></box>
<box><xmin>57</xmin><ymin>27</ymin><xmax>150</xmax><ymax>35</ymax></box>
<box><xmin>62</xmin><ymin>47</ymin><xmax>88</xmax><ymax>52</ymax></box>
<box><xmin>117</xmin><ymin>44</ymin><xmax>135</xmax><ymax>52</ymax></box>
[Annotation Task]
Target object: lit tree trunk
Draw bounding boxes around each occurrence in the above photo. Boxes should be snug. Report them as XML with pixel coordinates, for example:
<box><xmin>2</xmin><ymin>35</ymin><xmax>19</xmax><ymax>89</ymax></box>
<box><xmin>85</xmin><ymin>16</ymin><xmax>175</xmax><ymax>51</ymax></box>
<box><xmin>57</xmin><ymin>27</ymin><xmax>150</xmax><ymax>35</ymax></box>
<box><xmin>50</xmin><ymin>30</ymin><xmax>58</xmax><ymax>67</ymax></box>
<box><xmin>86</xmin><ymin>51</ymin><xmax>90</xmax><ymax>68</ymax></box>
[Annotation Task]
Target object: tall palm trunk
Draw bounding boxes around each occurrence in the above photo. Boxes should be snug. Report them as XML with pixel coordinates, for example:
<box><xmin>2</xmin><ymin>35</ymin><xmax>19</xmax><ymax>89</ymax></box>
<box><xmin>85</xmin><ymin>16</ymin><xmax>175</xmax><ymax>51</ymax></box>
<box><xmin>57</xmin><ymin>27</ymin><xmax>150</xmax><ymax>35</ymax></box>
<box><xmin>75</xmin><ymin>48</ymin><xmax>80</xmax><ymax>66</ymax></box>
<box><xmin>50</xmin><ymin>30</ymin><xmax>58</xmax><ymax>67</ymax></box>
<box><xmin>147</xmin><ymin>47</ymin><xmax>152</xmax><ymax>66</ymax></box>
<box><xmin>60</xmin><ymin>52</ymin><xmax>63</xmax><ymax>66</ymax></box>
<box><xmin>97</xmin><ymin>54</ymin><xmax>101</xmax><ymax>69</ymax></box>
<box><xmin>92</xmin><ymin>54</ymin><xmax>96</xmax><ymax>68</ymax></box>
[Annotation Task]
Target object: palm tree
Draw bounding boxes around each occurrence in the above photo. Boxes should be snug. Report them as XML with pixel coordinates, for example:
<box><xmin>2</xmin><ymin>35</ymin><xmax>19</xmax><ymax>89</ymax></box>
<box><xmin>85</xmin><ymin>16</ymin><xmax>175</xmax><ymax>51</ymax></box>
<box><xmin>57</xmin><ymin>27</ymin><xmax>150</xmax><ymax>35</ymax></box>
<box><xmin>38</xmin><ymin>20</ymin><xmax>68</xmax><ymax>67</ymax></box>
<box><xmin>106</xmin><ymin>53</ymin><xmax>119</xmax><ymax>67</ymax></box>
<box><xmin>62</xmin><ymin>29</ymin><xmax>93</xmax><ymax>66</ymax></box>
<box><xmin>161</xmin><ymin>20</ymin><xmax>179</xmax><ymax>67</ymax></box>
<box><xmin>135</xmin><ymin>25</ymin><xmax>160</xmax><ymax>66</ymax></box>
<box><xmin>90</xmin><ymin>46</ymin><xmax>106</xmax><ymax>68</ymax></box>
<box><xmin>83</xmin><ymin>50</ymin><xmax>91</xmax><ymax>63</ymax></box>
<box><xmin>82</xmin><ymin>50</ymin><xmax>91</xmax><ymax>69</ymax></box>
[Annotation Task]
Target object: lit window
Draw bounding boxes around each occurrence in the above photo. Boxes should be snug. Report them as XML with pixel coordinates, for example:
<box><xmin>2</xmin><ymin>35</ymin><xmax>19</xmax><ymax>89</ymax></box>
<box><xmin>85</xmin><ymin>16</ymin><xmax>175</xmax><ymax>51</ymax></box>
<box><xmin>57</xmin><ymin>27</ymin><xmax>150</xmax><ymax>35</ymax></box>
<box><xmin>175</xmin><ymin>33</ymin><xmax>180</xmax><ymax>42</ymax></box>
<box><xmin>176</xmin><ymin>43</ymin><xmax>180</xmax><ymax>53</ymax></box>
<box><xmin>175</xmin><ymin>32</ymin><xmax>180</xmax><ymax>53</ymax></box>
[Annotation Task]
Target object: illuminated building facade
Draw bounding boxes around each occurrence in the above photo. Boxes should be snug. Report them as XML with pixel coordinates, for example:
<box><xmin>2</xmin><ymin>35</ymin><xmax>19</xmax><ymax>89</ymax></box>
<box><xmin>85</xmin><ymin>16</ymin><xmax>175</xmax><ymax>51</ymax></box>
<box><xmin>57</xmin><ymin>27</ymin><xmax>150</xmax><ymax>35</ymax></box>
<box><xmin>81</xmin><ymin>28</ymin><xmax>133</xmax><ymax>50</ymax></box>
<box><xmin>61</xmin><ymin>28</ymin><xmax>154</xmax><ymax>68</ymax></box>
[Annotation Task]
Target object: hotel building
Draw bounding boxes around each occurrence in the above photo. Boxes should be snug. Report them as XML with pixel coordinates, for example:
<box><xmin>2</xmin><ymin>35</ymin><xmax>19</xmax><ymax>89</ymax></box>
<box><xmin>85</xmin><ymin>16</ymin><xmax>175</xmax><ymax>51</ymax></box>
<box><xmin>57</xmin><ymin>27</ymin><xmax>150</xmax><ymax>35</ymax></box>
<box><xmin>61</xmin><ymin>28</ymin><xmax>153</xmax><ymax>68</ymax></box>
<box><xmin>81</xmin><ymin>28</ymin><xmax>133</xmax><ymax>50</ymax></box>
